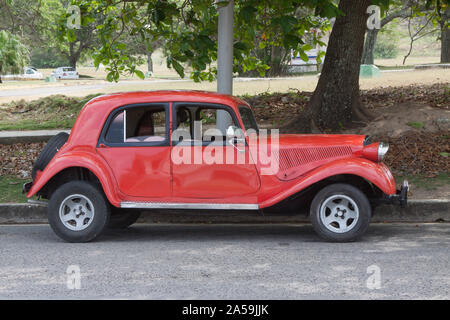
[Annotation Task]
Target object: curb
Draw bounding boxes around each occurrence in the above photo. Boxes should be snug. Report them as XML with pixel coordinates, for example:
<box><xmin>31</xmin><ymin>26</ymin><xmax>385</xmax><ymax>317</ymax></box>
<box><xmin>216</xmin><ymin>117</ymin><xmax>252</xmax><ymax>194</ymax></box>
<box><xmin>414</xmin><ymin>63</ymin><xmax>450</xmax><ymax>70</ymax></box>
<box><xmin>0</xmin><ymin>130</ymin><xmax>70</xmax><ymax>145</ymax></box>
<box><xmin>0</xmin><ymin>199</ymin><xmax>448</xmax><ymax>224</ymax></box>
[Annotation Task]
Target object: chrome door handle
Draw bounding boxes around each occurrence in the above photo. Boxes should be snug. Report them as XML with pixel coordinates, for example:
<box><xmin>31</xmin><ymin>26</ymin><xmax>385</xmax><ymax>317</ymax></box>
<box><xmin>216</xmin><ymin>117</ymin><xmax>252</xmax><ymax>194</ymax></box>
<box><xmin>228</xmin><ymin>138</ymin><xmax>246</xmax><ymax>153</ymax></box>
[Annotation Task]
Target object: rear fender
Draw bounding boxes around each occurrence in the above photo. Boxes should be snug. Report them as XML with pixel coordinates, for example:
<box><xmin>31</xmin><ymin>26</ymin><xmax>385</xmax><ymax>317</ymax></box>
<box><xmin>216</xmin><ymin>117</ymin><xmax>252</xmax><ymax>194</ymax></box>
<box><xmin>260</xmin><ymin>158</ymin><xmax>396</xmax><ymax>208</ymax></box>
<box><xmin>27</xmin><ymin>150</ymin><xmax>121</xmax><ymax>207</ymax></box>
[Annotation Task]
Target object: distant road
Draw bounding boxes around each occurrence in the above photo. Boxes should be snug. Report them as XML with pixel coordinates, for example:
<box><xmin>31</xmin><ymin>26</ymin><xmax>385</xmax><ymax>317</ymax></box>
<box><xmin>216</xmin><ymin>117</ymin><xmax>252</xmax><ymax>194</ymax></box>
<box><xmin>0</xmin><ymin>79</ymin><xmax>191</xmax><ymax>99</ymax></box>
<box><xmin>1</xmin><ymin>68</ymin><xmax>448</xmax><ymax>104</ymax></box>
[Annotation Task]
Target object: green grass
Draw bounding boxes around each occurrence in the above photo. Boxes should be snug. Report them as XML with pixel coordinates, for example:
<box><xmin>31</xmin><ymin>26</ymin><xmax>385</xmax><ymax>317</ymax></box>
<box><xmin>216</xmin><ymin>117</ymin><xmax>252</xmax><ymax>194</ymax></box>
<box><xmin>0</xmin><ymin>176</ymin><xmax>28</xmax><ymax>203</ymax></box>
<box><xmin>0</xmin><ymin>93</ymin><xmax>102</xmax><ymax>131</ymax></box>
<box><xmin>407</xmin><ymin>121</ymin><xmax>425</xmax><ymax>129</ymax></box>
<box><xmin>395</xmin><ymin>173</ymin><xmax>450</xmax><ymax>191</ymax></box>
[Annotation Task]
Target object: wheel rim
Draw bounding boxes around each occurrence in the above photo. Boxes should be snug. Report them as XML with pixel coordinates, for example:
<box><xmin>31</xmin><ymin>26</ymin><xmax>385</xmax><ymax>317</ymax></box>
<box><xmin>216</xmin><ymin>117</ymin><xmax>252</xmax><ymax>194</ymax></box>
<box><xmin>319</xmin><ymin>194</ymin><xmax>359</xmax><ymax>234</ymax></box>
<box><xmin>59</xmin><ymin>194</ymin><xmax>95</xmax><ymax>231</ymax></box>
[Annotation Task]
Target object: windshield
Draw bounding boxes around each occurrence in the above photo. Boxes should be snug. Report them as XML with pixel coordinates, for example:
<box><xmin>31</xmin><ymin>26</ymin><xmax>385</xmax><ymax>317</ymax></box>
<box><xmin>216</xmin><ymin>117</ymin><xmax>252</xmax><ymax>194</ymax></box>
<box><xmin>238</xmin><ymin>105</ymin><xmax>259</xmax><ymax>133</ymax></box>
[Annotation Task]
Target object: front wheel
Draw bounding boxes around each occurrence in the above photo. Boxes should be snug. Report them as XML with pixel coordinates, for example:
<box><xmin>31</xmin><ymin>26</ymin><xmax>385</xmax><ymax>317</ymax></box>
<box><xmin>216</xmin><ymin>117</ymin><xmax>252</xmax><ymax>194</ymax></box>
<box><xmin>48</xmin><ymin>181</ymin><xmax>110</xmax><ymax>242</ymax></box>
<box><xmin>310</xmin><ymin>183</ymin><xmax>371</xmax><ymax>242</ymax></box>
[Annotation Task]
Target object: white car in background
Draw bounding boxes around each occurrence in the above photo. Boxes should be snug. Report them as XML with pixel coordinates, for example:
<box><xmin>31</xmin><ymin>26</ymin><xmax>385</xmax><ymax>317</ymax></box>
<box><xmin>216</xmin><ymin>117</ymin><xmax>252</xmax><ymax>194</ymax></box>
<box><xmin>2</xmin><ymin>67</ymin><xmax>43</xmax><ymax>80</ymax></box>
<box><xmin>23</xmin><ymin>67</ymin><xmax>43</xmax><ymax>79</ymax></box>
<box><xmin>51</xmin><ymin>67</ymin><xmax>79</xmax><ymax>79</ymax></box>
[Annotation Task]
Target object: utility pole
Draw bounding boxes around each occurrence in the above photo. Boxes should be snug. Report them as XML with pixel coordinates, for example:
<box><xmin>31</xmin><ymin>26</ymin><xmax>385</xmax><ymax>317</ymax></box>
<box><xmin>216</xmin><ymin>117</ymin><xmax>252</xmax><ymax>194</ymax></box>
<box><xmin>216</xmin><ymin>0</ymin><xmax>234</xmax><ymax>134</ymax></box>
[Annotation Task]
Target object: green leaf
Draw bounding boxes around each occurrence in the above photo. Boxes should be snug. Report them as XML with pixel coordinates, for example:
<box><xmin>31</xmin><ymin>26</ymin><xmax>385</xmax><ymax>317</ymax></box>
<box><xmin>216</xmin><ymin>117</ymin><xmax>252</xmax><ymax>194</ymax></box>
<box><xmin>135</xmin><ymin>70</ymin><xmax>145</xmax><ymax>79</ymax></box>
<box><xmin>171</xmin><ymin>59</ymin><xmax>185</xmax><ymax>78</ymax></box>
<box><xmin>106</xmin><ymin>71</ymin><xmax>115</xmax><ymax>82</ymax></box>
<box><xmin>299</xmin><ymin>50</ymin><xmax>309</xmax><ymax>62</ymax></box>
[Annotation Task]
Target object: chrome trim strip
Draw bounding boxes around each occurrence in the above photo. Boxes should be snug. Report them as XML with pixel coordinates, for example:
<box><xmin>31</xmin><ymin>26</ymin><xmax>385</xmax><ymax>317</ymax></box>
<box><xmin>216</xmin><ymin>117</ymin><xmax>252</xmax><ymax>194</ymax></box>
<box><xmin>120</xmin><ymin>202</ymin><xmax>259</xmax><ymax>210</ymax></box>
<box><xmin>28</xmin><ymin>199</ymin><xmax>48</xmax><ymax>207</ymax></box>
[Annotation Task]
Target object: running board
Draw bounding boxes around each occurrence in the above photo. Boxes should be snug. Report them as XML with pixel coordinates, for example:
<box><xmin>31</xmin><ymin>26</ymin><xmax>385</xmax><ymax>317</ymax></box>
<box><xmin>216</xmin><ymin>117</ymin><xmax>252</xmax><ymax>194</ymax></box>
<box><xmin>120</xmin><ymin>202</ymin><xmax>259</xmax><ymax>210</ymax></box>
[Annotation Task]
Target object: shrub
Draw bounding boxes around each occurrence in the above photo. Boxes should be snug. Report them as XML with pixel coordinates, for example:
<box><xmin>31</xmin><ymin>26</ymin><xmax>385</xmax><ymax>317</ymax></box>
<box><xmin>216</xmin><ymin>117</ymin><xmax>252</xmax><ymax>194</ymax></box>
<box><xmin>374</xmin><ymin>41</ymin><xmax>399</xmax><ymax>59</ymax></box>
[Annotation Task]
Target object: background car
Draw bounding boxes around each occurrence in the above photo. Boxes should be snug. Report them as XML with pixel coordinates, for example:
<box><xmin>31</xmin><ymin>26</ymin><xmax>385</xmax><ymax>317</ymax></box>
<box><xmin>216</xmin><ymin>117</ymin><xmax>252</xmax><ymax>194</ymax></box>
<box><xmin>2</xmin><ymin>67</ymin><xmax>43</xmax><ymax>80</ymax></box>
<box><xmin>51</xmin><ymin>67</ymin><xmax>79</xmax><ymax>79</ymax></box>
<box><xmin>23</xmin><ymin>67</ymin><xmax>43</xmax><ymax>79</ymax></box>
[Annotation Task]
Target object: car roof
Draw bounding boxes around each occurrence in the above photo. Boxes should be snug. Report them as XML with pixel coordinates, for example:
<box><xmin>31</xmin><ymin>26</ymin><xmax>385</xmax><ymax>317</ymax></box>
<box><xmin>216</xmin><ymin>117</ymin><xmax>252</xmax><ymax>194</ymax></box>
<box><xmin>86</xmin><ymin>90</ymin><xmax>249</xmax><ymax>108</ymax></box>
<box><xmin>69</xmin><ymin>90</ymin><xmax>250</xmax><ymax>147</ymax></box>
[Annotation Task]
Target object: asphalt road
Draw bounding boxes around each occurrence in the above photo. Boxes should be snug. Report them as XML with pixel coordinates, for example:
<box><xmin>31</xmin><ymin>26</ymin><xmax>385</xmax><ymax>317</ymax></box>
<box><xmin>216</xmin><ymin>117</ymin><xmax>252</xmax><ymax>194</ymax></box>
<box><xmin>0</xmin><ymin>223</ymin><xmax>449</xmax><ymax>299</ymax></box>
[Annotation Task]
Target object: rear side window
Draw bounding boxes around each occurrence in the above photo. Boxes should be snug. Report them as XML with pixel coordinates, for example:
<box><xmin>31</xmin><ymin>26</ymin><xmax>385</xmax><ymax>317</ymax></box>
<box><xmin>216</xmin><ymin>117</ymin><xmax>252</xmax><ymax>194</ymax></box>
<box><xmin>105</xmin><ymin>111</ymin><xmax>124</xmax><ymax>143</ymax></box>
<box><xmin>102</xmin><ymin>104</ymin><xmax>169</xmax><ymax>146</ymax></box>
<box><xmin>125</xmin><ymin>107</ymin><xmax>166</xmax><ymax>143</ymax></box>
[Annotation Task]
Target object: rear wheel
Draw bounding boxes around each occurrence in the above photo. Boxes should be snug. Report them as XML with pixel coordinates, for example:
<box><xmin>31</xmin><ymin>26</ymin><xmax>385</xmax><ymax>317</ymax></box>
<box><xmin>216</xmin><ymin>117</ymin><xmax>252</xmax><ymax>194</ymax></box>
<box><xmin>48</xmin><ymin>181</ymin><xmax>110</xmax><ymax>242</ymax></box>
<box><xmin>310</xmin><ymin>183</ymin><xmax>371</xmax><ymax>242</ymax></box>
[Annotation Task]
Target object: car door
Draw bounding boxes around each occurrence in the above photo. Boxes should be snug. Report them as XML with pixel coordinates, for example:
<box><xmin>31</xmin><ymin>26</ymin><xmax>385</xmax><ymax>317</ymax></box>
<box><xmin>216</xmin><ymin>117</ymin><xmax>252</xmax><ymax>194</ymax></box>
<box><xmin>171</xmin><ymin>102</ymin><xmax>260</xmax><ymax>199</ymax></box>
<box><xmin>97</xmin><ymin>103</ymin><xmax>171</xmax><ymax>198</ymax></box>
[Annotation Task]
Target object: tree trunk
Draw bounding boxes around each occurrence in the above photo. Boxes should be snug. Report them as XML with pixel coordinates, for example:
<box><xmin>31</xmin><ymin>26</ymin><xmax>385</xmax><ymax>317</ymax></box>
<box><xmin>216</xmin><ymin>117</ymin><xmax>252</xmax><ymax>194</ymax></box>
<box><xmin>361</xmin><ymin>5</ymin><xmax>411</xmax><ymax>67</ymax></box>
<box><xmin>69</xmin><ymin>58</ymin><xmax>77</xmax><ymax>69</ymax></box>
<box><xmin>147</xmin><ymin>51</ymin><xmax>153</xmax><ymax>73</ymax></box>
<box><xmin>68</xmin><ymin>42</ymin><xmax>79</xmax><ymax>69</ymax></box>
<box><xmin>361</xmin><ymin>28</ymin><xmax>379</xmax><ymax>65</ymax></box>
<box><xmin>441</xmin><ymin>7</ymin><xmax>450</xmax><ymax>63</ymax></box>
<box><xmin>292</xmin><ymin>0</ymin><xmax>372</xmax><ymax>132</ymax></box>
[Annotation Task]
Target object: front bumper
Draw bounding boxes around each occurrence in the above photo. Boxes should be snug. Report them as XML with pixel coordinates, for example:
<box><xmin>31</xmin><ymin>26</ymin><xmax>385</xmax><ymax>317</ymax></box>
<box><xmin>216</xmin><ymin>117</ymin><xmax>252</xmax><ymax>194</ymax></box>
<box><xmin>381</xmin><ymin>180</ymin><xmax>409</xmax><ymax>208</ymax></box>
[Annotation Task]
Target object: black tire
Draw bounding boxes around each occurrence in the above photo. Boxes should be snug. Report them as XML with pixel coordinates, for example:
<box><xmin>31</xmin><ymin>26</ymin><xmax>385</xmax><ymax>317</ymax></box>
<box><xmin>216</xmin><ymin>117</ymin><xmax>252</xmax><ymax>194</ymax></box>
<box><xmin>32</xmin><ymin>132</ymin><xmax>69</xmax><ymax>179</ymax></box>
<box><xmin>48</xmin><ymin>181</ymin><xmax>110</xmax><ymax>242</ymax></box>
<box><xmin>310</xmin><ymin>183</ymin><xmax>371</xmax><ymax>242</ymax></box>
<box><xmin>108</xmin><ymin>208</ymin><xmax>141</xmax><ymax>229</ymax></box>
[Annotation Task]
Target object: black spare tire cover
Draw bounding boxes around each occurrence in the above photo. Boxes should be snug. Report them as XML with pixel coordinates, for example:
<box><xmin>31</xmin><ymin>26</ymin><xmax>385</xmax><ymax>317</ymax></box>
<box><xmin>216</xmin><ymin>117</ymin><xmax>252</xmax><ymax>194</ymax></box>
<box><xmin>32</xmin><ymin>132</ymin><xmax>69</xmax><ymax>180</ymax></box>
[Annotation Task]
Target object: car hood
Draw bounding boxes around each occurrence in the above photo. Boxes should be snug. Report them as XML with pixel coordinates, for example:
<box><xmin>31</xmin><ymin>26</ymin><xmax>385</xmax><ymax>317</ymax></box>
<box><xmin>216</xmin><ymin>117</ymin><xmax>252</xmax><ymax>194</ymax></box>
<box><xmin>248</xmin><ymin>134</ymin><xmax>367</xmax><ymax>180</ymax></box>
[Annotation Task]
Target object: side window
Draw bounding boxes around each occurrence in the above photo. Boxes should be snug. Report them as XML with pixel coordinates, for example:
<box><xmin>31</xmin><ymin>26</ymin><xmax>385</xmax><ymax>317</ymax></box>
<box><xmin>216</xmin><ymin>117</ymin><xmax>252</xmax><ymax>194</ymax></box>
<box><xmin>196</xmin><ymin>108</ymin><xmax>222</xmax><ymax>142</ymax></box>
<box><xmin>105</xmin><ymin>111</ymin><xmax>124</xmax><ymax>143</ymax></box>
<box><xmin>238</xmin><ymin>106</ymin><xmax>258</xmax><ymax>132</ymax></box>
<box><xmin>173</xmin><ymin>104</ymin><xmax>237</xmax><ymax>144</ymax></box>
<box><xmin>125</xmin><ymin>107</ymin><xmax>166</xmax><ymax>143</ymax></box>
<box><xmin>103</xmin><ymin>105</ymin><xmax>168</xmax><ymax>145</ymax></box>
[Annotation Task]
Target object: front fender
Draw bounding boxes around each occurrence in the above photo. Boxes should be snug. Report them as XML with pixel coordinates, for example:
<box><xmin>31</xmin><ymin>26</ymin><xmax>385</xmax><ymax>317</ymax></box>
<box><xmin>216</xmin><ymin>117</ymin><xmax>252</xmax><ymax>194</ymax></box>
<box><xmin>27</xmin><ymin>149</ymin><xmax>121</xmax><ymax>207</ymax></box>
<box><xmin>260</xmin><ymin>158</ymin><xmax>396</xmax><ymax>208</ymax></box>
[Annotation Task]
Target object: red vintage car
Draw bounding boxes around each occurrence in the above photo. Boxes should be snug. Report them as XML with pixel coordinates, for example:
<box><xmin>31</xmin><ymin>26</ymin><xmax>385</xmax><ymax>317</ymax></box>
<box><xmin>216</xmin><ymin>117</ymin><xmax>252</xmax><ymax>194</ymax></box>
<box><xmin>24</xmin><ymin>90</ymin><xmax>408</xmax><ymax>243</ymax></box>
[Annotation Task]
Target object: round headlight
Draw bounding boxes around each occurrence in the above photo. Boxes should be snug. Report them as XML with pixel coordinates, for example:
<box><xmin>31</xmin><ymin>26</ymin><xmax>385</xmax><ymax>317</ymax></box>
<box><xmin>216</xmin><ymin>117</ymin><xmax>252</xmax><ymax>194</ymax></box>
<box><xmin>378</xmin><ymin>142</ymin><xmax>389</xmax><ymax>162</ymax></box>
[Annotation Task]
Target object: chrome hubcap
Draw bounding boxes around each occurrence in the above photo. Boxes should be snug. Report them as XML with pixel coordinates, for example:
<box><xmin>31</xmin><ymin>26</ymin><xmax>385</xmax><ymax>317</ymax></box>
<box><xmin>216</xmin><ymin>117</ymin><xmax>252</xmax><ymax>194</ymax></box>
<box><xmin>320</xmin><ymin>194</ymin><xmax>359</xmax><ymax>233</ymax></box>
<box><xmin>59</xmin><ymin>194</ymin><xmax>95</xmax><ymax>231</ymax></box>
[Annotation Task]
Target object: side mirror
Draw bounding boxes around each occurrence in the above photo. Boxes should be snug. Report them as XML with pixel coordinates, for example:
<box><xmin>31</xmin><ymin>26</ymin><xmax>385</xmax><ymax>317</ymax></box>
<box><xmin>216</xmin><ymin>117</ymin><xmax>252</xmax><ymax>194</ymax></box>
<box><xmin>226</xmin><ymin>125</ymin><xmax>238</xmax><ymax>137</ymax></box>
<box><xmin>226</xmin><ymin>125</ymin><xmax>246</xmax><ymax>152</ymax></box>
<box><xmin>226</xmin><ymin>125</ymin><xmax>245</xmax><ymax>138</ymax></box>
